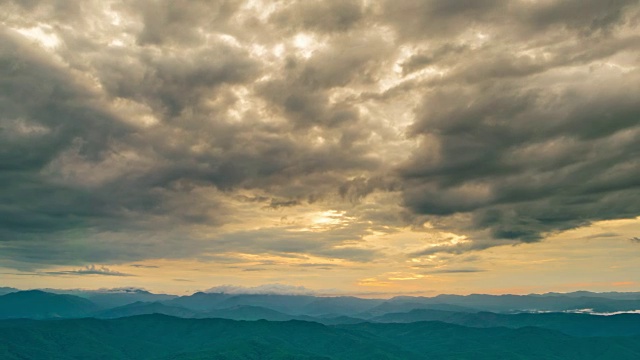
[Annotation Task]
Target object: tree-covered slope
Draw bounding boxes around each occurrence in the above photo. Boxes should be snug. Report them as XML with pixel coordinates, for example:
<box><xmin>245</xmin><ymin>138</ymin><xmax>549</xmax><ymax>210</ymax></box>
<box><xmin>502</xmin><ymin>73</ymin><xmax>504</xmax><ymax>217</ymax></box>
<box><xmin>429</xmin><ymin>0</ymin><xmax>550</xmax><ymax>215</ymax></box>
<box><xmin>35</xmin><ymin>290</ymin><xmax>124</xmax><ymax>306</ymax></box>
<box><xmin>2</xmin><ymin>315</ymin><xmax>640</xmax><ymax>359</ymax></box>
<box><xmin>0</xmin><ymin>290</ymin><xmax>99</xmax><ymax>319</ymax></box>
<box><xmin>372</xmin><ymin>309</ymin><xmax>640</xmax><ymax>336</ymax></box>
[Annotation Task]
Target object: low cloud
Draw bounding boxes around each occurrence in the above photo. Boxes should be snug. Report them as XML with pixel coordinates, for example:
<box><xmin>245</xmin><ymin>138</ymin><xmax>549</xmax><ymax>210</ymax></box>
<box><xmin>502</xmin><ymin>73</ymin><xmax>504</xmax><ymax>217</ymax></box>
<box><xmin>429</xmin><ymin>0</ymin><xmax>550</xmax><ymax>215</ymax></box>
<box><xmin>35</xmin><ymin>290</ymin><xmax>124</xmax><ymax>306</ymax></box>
<box><xmin>205</xmin><ymin>283</ymin><xmax>320</xmax><ymax>296</ymax></box>
<box><xmin>130</xmin><ymin>264</ymin><xmax>160</xmax><ymax>269</ymax></box>
<box><xmin>44</xmin><ymin>265</ymin><xmax>134</xmax><ymax>277</ymax></box>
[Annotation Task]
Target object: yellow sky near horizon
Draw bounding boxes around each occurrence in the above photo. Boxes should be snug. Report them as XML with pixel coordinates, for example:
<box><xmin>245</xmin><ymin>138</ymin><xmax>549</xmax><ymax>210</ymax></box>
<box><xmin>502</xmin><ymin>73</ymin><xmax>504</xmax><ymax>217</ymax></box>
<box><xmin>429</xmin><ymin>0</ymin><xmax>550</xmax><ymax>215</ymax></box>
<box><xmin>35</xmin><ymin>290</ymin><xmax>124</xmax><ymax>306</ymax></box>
<box><xmin>3</xmin><ymin>217</ymin><xmax>638</xmax><ymax>296</ymax></box>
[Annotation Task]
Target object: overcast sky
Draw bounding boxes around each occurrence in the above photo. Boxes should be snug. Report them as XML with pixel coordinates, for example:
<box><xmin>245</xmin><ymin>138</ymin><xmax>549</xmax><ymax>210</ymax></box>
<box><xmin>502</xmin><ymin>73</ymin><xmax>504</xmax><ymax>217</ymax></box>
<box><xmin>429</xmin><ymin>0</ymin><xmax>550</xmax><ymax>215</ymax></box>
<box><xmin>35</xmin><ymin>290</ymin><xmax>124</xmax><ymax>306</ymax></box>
<box><xmin>1</xmin><ymin>0</ymin><xmax>639</xmax><ymax>296</ymax></box>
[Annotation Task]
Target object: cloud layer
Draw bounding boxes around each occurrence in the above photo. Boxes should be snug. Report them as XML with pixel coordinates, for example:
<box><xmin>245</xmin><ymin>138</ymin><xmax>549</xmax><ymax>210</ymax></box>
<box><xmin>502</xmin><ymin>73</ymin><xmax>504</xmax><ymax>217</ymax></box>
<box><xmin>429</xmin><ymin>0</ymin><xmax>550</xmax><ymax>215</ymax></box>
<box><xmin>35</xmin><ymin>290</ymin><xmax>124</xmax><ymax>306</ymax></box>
<box><xmin>0</xmin><ymin>0</ymin><xmax>638</xmax><ymax>274</ymax></box>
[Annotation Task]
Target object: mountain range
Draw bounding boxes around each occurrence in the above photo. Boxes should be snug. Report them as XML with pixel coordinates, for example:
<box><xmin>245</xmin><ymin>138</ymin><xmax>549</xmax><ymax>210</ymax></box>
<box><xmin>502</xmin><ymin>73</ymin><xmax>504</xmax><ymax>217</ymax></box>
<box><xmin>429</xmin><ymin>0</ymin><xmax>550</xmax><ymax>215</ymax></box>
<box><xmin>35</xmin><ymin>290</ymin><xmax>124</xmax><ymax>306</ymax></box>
<box><xmin>2</xmin><ymin>289</ymin><xmax>640</xmax><ymax>320</ymax></box>
<box><xmin>2</xmin><ymin>314</ymin><xmax>640</xmax><ymax>359</ymax></box>
<box><xmin>2</xmin><ymin>288</ymin><xmax>640</xmax><ymax>359</ymax></box>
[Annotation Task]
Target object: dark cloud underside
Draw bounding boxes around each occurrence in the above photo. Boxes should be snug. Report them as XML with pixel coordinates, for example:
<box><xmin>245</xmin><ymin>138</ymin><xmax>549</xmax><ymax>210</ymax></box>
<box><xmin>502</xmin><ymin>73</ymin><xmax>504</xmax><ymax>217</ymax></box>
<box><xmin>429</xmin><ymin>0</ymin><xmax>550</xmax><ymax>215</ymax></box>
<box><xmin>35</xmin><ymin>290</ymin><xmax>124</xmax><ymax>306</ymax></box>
<box><xmin>0</xmin><ymin>0</ymin><xmax>638</xmax><ymax>270</ymax></box>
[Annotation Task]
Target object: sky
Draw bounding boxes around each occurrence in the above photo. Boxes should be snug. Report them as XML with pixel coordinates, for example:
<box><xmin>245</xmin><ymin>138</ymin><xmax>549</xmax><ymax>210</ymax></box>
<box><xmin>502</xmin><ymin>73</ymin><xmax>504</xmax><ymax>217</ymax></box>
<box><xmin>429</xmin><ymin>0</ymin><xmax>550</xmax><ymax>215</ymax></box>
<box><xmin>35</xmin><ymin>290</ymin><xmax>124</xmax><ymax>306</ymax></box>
<box><xmin>1</xmin><ymin>0</ymin><xmax>639</xmax><ymax>297</ymax></box>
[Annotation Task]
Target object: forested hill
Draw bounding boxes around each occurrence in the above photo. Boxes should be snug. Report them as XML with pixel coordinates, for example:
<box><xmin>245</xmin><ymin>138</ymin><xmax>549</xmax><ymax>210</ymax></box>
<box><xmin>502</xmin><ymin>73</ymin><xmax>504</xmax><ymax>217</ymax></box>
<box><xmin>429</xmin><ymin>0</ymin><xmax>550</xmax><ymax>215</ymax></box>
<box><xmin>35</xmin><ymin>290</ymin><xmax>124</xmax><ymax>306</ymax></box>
<box><xmin>1</xmin><ymin>315</ymin><xmax>640</xmax><ymax>360</ymax></box>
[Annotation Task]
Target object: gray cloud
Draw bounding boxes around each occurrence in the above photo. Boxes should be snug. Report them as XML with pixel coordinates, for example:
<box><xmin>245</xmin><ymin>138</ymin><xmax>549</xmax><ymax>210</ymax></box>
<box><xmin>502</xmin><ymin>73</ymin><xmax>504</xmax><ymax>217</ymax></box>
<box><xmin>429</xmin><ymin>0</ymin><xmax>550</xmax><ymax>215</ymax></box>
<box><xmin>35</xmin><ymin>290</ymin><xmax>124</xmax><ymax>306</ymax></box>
<box><xmin>131</xmin><ymin>0</ymin><xmax>241</xmax><ymax>46</ymax></box>
<box><xmin>0</xmin><ymin>30</ymin><xmax>136</xmax><ymax>238</ymax></box>
<box><xmin>584</xmin><ymin>232</ymin><xmax>620</xmax><ymax>240</ymax></box>
<box><xmin>421</xmin><ymin>268</ymin><xmax>485</xmax><ymax>274</ymax></box>
<box><xmin>378</xmin><ymin>0</ymin><xmax>508</xmax><ymax>40</ymax></box>
<box><xmin>378</xmin><ymin>0</ymin><xmax>638</xmax><ymax>41</ymax></box>
<box><xmin>130</xmin><ymin>264</ymin><xmax>160</xmax><ymax>269</ymax></box>
<box><xmin>395</xmin><ymin>0</ymin><xmax>640</xmax><ymax>243</ymax></box>
<box><xmin>402</xmin><ymin>69</ymin><xmax>640</xmax><ymax>241</ymax></box>
<box><xmin>210</xmin><ymin>225</ymin><xmax>380</xmax><ymax>263</ymax></box>
<box><xmin>0</xmin><ymin>0</ymin><xmax>639</xmax><ymax>271</ymax></box>
<box><xmin>294</xmin><ymin>263</ymin><xmax>339</xmax><ymax>268</ymax></box>
<box><xmin>270</xmin><ymin>0</ymin><xmax>364</xmax><ymax>34</ymax></box>
<box><xmin>410</xmin><ymin>240</ymin><xmax>508</xmax><ymax>257</ymax></box>
<box><xmin>44</xmin><ymin>265</ymin><xmax>134</xmax><ymax>277</ymax></box>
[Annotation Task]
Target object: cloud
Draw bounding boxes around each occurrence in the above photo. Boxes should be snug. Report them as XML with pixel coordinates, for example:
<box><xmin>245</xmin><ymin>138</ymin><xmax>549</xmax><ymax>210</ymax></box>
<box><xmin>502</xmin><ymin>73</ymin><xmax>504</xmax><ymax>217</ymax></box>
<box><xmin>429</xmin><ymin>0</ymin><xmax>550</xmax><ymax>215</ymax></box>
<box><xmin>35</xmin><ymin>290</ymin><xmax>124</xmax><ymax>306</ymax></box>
<box><xmin>205</xmin><ymin>283</ymin><xmax>320</xmax><ymax>295</ymax></box>
<box><xmin>294</xmin><ymin>263</ymin><xmax>339</xmax><ymax>269</ymax></box>
<box><xmin>130</xmin><ymin>264</ymin><xmax>160</xmax><ymax>269</ymax></box>
<box><xmin>378</xmin><ymin>0</ymin><xmax>638</xmax><ymax>41</ymax></box>
<box><xmin>44</xmin><ymin>265</ymin><xmax>134</xmax><ymax>277</ymax></box>
<box><xmin>91</xmin><ymin>287</ymin><xmax>148</xmax><ymax>293</ymax></box>
<box><xmin>410</xmin><ymin>242</ymin><xmax>486</xmax><ymax>257</ymax></box>
<box><xmin>584</xmin><ymin>232</ymin><xmax>620</xmax><ymax>239</ymax></box>
<box><xmin>0</xmin><ymin>0</ymin><xmax>639</xmax><ymax>273</ymax></box>
<box><xmin>401</xmin><ymin>67</ymin><xmax>640</xmax><ymax>242</ymax></box>
<box><xmin>270</xmin><ymin>0</ymin><xmax>364</xmax><ymax>34</ymax></box>
<box><xmin>130</xmin><ymin>0</ymin><xmax>241</xmax><ymax>46</ymax></box>
<box><xmin>631</xmin><ymin>237</ymin><xmax>640</xmax><ymax>243</ymax></box>
<box><xmin>394</xmin><ymin>0</ymin><xmax>640</xmax><ymax>244</ymax></box>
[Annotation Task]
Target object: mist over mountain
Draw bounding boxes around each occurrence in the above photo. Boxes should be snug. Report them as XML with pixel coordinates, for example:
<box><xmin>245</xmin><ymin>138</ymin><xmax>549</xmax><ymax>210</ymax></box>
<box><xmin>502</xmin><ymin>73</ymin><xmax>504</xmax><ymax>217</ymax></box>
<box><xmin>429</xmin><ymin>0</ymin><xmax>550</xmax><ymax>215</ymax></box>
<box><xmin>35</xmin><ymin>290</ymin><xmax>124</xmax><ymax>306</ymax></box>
<box><xmin>0</xmin><ymin>288</ymin><xmax>18</xmax><ymax>296</ymax></box>
<box><xmin>386</xmin><ymin>293</ymin><xmax>640</xmax><ymax>313</ymax></box>
<box><xmin>42</xmin><ymin>288</ymin><xmax>179</xmax><ymax>308</ymax></box>
<box><xmin>371</xmin><ymin>309</ymin><xmax>640</xmax><ymax>337</ymax></box>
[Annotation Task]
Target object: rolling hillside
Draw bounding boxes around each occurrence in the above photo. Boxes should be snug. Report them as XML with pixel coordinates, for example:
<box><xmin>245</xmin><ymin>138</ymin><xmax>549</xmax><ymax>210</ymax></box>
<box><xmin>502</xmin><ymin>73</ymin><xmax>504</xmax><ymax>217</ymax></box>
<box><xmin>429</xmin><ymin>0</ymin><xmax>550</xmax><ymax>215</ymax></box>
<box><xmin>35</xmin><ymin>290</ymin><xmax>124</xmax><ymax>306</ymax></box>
<box><xmin>1</xmin><ymin>315</ymin><xmax>640</xmax><ymax>359</ymax></box>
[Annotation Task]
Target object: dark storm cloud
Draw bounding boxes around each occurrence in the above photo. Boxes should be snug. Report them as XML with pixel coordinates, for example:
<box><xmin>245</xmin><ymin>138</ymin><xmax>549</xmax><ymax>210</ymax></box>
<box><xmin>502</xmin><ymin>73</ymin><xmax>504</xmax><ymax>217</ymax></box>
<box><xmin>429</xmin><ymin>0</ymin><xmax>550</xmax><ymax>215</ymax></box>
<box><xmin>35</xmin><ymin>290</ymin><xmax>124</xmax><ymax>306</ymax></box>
<box><xmin>1</xmin><ymin>0</ymin><xmax>639</xmax><ymax>270</ymax></box>
<box><xmin>0</xmin><ymin>28</ymin><xmax>254</xmax><ymax>264</ymax></box>
<box><xmin>270</xmin><ymin>0</ymin><xmax>363</xmax><ymax>33</ymax></box>
<box><xmin>267</xmin><ymin>199</ymin><xmax>301</xmax><ymax>209</ymax></box>
<box><xmin>131</xmin><ymin>0</ymin><xmax>241</xmax><ymax>45</ymax></box>
<box><xmin>378</xmin><ymin>0</ymin><xmax>507</xmax><ymax>40</ymax></box>
<box><xmin>378</xmin><ymin>0</ymin><xmax>638</xmax><ymax>40</ymax></box>
<box><xmin>400</xmin><ymin>43</ymin><xmax>469</xmax><ymax>76</ymax></box>
<box><xmin>0</xmin><ymin>27</ymin><xmax>258</xmax><ymax>266</ymax></box>
<box><xmin>394</xmin><ymin>0</ymin><xmax>640</xmax><ymax>244</ymax></box>
<box><xmin>0</xmin><ymin>3</ymin><xmax>386</xmax><ymax>268</ymax></box>
<box><xmin>257</xmin><ymin>32</ymin><xmax>392</xmax><ymax>130</ymax></box>
<box><xmin>95</xmin><ymin>44</ymin><xmax>259</xmax><ymax>116</ymax></box>
<box><xmin>338</xmin><ymin>176</ymin><xmax>400</xmax><ymax>204</ymax></box>
<box><xmin>520</xmin><ymin>0</ymin><xmax>638</xmax><ymax>34</ymax></box>
<box><xmin>401</xmin><ymin>70</ymin><xmax>640</xmax><ymax>242</ymax></box>
<box><xmin>0</xmin><ymin>30</ymin><xmax>132</xmax><ymax>236</ymax></box>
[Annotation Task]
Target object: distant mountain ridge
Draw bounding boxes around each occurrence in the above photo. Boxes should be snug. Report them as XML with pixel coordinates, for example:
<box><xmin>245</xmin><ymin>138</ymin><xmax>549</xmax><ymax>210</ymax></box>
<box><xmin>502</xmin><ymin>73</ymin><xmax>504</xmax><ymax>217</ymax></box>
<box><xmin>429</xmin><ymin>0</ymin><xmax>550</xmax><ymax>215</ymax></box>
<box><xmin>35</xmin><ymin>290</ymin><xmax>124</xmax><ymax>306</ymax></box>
<box><xmin>94</xmin><ymin>301</ymin><xmax>201</xmax><ymax>319</ymax></box>
<box><xmin>2</xmin><ymin>289</ymin><xmax>640</xmax><ymax>321</ymax></box>
<box><xmin>3</xmin><ymin>289</ymin><xmax>640</xmax><ymax>358</ymax></box>
<box><xmin>0</xmin><ymin>287</ymin><xmax>18</xmax><ymax>296</ymax></box>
